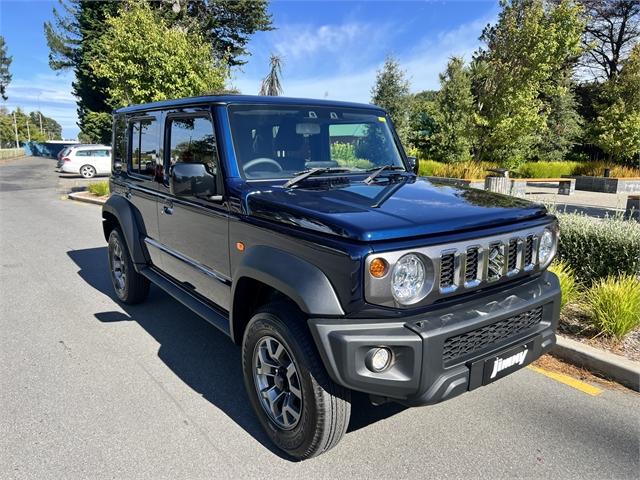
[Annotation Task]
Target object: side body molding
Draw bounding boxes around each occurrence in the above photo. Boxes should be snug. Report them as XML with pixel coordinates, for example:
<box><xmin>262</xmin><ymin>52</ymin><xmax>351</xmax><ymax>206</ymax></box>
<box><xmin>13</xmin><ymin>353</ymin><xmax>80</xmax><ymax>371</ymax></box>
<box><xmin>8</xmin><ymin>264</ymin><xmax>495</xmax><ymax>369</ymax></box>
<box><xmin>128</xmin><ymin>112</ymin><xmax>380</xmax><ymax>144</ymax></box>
<box><xmin>102</xmin><ymin>195</ymin><xmax>149</xmax><ymax>266</ymax></box>
<box><xmin>232</xmin><ymin>245</ymin><xmax>345</xmax><ymax>319</ymax></box>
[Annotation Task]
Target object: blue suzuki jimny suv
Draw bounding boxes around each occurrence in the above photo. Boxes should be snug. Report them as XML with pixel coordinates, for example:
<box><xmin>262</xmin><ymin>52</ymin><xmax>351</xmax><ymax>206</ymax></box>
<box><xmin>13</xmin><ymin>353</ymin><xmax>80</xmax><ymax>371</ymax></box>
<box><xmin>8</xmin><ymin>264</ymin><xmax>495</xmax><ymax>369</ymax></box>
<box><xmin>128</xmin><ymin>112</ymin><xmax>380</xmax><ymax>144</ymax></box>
<box><xmin>102</xmin><ymin>95</ymin><xmax>560</xmax><ymax>459</ymax></box>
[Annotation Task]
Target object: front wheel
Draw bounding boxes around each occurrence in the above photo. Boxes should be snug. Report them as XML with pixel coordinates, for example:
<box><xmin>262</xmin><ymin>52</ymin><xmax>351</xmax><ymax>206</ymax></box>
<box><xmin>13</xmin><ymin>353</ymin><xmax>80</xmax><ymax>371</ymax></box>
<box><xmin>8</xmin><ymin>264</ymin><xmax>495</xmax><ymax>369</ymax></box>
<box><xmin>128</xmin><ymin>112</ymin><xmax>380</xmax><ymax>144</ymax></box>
<box><xmin>242</xmin><ymin>302</ymin><xmax>351</xmax><ymax>460</ymax></box>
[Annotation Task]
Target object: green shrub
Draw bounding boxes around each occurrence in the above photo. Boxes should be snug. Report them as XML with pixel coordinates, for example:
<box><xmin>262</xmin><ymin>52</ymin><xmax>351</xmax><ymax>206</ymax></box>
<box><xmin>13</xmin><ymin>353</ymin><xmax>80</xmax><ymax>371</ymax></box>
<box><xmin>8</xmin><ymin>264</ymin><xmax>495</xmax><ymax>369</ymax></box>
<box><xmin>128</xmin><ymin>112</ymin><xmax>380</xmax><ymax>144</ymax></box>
<box><xmin>330</xmin><ymin>142</ymin><xmax>373</xmax><ymax>170</ymax></box>
<box><xmin>586</xmin><ymin>274</ymin><xmax>640</xmax><ymax>339</ymax></box>
<box><xmin>556</xmin><ymin>212</ymin><xmax>640</xmax><ymax>284</ymax></box>
<box><xmin>88</xmin><ymin>181</ymin><xmax>109</xmax><ymax>197</ymax></box>
<box><xmin>548</xmin><ymin>260</ymin><xmax>581</xmax><ymax>309</ymax></box>
<box><xmin>515</xmin><ymin>161</ymin><xmax>581</xmax><ymax>179</ymax></box>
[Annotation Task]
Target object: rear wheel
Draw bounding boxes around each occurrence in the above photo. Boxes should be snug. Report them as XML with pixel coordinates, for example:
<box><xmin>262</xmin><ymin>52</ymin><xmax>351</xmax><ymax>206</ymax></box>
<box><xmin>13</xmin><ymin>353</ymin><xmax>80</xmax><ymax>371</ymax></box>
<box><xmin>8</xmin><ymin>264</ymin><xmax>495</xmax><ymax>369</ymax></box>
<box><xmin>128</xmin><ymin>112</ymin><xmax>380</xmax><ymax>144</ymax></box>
<box><xmin>242</xmin><ymin>301</ymin><xmax>351</xmax><ymax>459</ymax></box>
<box><xmin>80</xmin><ymin>164</ymin><xmax>96</xmax><ymax>178</ymax></box>
<box><xmin>108</xmin><ymin>228</ymin><xmax>149</xmax><ymax>304</ymax></box>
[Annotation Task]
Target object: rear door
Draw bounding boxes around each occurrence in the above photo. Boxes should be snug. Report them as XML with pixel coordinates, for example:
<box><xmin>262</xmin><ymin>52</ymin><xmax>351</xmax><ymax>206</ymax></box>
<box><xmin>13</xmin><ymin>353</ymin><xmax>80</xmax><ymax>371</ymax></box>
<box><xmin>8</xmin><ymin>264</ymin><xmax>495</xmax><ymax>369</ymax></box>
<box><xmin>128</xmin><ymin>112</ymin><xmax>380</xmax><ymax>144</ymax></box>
<box><xmin>156</xmin><ymin>109</ymin><xmax>231</xmax><ymax>311</ymax></box>
<box><xmin>124</xmin><ymin>113</ymin><xmax>163</xmax><ymax>267</ymax></box>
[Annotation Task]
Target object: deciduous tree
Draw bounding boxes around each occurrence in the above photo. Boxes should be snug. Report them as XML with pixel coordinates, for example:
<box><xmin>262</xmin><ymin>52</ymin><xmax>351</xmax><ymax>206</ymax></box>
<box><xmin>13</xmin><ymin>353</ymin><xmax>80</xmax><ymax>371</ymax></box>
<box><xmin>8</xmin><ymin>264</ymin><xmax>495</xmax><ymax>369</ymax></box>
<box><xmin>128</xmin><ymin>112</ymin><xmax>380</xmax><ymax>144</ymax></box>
<box><xmin>44</xmin><ymin>0</ymin><xmax>271</xmax><ymax>142</ymax></box>
<box><xmin>474</xmin><ymin>0</ymin><xmax>584</xmax><ymax>167</ymax></box>
<box><xmin>593</xmin><ymin>44</ymin><xmax>640</xmax><ymax>163</ymax></box>
<box><xmin>90</xmin><ymin>1</ymin><xmax>227</xmax><ymax>108</ymax></box>
<box><xmin>577</xmin><ymin>0</ymin><xmax>640</xmax><ymax>81</ymax></box>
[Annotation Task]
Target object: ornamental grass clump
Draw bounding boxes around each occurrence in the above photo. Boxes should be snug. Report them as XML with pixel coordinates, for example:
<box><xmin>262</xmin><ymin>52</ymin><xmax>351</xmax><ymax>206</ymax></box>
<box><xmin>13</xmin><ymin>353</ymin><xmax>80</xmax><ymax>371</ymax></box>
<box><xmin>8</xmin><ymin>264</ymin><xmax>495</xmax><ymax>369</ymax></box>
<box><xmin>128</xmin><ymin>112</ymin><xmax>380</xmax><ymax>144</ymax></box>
<box><xmin>418</xmin><ymin>160</ymin><xmax>498</xmax><ymax>179</ymax></box>
<box><xmin>555</xmin><ymin>212</ymin><xmax>640</xmax><ymax>285</ymax></box>
<box><xmin>88</xmin><ymin>181</ymin><xmax>109</xmax><ymax>197</ymax></box>
<box><xmin>548</xmin><ymin>260</ymin><xmax>580</xmax><ymax>309</ymax></box>
<box><xmin>586</xmin><ymin>274</ymin><xmax>640</xmax><ymax>339</ymax></box>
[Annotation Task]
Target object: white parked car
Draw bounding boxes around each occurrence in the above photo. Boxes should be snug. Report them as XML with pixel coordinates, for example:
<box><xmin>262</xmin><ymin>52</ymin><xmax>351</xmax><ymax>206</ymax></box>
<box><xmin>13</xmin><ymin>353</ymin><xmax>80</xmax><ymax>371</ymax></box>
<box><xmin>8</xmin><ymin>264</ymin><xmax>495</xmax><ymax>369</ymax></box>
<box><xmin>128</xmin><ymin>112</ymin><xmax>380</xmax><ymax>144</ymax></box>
<box><xmin>60</xmin><ymin>146</ymin><xmax>112</xmax><ymax>178</ymax></box>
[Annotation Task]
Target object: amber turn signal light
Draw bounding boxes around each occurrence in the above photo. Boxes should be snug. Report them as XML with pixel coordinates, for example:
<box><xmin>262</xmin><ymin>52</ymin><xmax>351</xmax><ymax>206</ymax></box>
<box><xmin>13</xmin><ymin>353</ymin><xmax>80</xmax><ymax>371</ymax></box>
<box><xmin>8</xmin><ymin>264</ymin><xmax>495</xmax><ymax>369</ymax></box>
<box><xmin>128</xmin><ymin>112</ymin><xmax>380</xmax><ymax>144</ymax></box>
<box><xmin>369</xmin><ymin>258</ymin><xmax>388</xmax><ymax>278</ymax></box>
<box><xmin>236</xmin><ymin>242</ymin><xmax>245</xmax><ymax>252</ymax></box>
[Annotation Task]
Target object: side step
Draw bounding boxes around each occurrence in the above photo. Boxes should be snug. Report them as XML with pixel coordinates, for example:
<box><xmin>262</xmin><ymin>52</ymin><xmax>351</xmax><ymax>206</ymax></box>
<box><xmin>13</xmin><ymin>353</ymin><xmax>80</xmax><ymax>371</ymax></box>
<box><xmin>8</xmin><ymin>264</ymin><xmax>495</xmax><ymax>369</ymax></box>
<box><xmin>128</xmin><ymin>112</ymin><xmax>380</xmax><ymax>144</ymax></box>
<box><xmin>140</xmin><ymin>267</ymin><xmax>231</xmax><ymax>337</ymax></box>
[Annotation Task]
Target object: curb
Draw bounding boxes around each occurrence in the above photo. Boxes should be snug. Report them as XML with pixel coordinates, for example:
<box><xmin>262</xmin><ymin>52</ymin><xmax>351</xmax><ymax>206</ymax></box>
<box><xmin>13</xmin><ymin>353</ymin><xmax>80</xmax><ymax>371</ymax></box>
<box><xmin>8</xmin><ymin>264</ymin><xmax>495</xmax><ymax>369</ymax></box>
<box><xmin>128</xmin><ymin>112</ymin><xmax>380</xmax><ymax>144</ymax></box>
<box><xmin>67</xmin><ymin>191</ymin><xmax>107</xmax><ymax>205</ymax></box>
<box><xmin>550</xmin><ymin>335</ymin><xmax>640</xmax><ymax>392</ymax></box>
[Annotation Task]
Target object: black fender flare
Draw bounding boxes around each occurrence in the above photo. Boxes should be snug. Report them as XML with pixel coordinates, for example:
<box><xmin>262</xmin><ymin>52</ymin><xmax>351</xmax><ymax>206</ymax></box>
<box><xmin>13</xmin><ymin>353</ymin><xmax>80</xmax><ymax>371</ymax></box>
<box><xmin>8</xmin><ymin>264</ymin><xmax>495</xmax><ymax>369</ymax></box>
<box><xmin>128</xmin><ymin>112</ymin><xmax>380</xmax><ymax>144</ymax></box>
<box><xmin>231</xmin><ymin>245</ymin><xmax>345</xmax><ymax>333</ymax></box>
<box><xmin>102</xmin><ymin>195</ymin><xmax>149</xmax><ymax>266</ymax></box>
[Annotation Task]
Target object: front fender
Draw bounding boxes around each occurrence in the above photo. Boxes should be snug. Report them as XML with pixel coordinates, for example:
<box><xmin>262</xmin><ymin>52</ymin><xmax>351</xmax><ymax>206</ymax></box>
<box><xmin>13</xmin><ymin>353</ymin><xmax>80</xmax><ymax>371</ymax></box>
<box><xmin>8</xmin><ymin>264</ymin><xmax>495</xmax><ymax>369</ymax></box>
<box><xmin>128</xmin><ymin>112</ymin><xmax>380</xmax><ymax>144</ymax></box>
<box><xmin>102</xmin><ymin>195</ymin><xmax>149</xmax><ymax>266</ymax></box>
<box><xmin>232</xmin><ymin>245</ymin><xmax>345</xmax><ymax>317</ymax></box>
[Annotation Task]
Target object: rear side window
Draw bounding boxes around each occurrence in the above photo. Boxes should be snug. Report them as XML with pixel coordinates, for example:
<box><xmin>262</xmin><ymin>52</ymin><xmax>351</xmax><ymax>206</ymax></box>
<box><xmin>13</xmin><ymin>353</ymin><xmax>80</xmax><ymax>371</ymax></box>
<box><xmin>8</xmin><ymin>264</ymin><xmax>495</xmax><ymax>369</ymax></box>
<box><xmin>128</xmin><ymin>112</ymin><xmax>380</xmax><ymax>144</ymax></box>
<box><xmin>167</xmin><ymin>116</ymin><xmax>217</xmax><ymax>173</ymax></box>
<box><xmin>129</xmin><ymin>118</ymin><xmax>159</xmax><ymax>177</ymax></box>
<box><xmin>113</xmin><ymin>115</ymin><xmax>126</xmax><ymax>163</ymax></box>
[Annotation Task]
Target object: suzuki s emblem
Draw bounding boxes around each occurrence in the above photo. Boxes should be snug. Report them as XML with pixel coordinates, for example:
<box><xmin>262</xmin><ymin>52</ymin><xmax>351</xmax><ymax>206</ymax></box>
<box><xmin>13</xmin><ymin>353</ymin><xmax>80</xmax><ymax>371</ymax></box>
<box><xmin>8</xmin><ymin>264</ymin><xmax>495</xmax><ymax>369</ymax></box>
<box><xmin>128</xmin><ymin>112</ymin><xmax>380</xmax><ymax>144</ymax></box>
<box><xmin>490</xmin><ymin>349</ymin><xmax>528</xmax><ymax>379</ymax></box>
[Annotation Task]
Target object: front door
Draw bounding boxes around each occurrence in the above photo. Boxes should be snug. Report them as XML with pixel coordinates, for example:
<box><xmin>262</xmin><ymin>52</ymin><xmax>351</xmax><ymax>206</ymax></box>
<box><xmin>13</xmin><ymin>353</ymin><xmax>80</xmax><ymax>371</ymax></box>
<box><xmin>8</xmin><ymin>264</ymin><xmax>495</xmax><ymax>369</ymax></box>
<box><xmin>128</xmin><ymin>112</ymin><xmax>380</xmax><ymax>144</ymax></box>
<box><xmin>156</xmin><ymin>111</ymin><xmax>231</xmax><ymax>311</ymax></box>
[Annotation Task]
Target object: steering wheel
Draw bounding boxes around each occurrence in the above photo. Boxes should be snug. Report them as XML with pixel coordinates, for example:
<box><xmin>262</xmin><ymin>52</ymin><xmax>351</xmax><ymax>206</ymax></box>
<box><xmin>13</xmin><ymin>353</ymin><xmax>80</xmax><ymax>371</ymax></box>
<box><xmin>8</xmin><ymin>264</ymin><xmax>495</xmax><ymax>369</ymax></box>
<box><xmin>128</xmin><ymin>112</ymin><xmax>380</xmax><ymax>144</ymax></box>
<box><xmin>243</xmin><ymin>157</ymin><xmax>283</xmax><ymax>173</ymax></box>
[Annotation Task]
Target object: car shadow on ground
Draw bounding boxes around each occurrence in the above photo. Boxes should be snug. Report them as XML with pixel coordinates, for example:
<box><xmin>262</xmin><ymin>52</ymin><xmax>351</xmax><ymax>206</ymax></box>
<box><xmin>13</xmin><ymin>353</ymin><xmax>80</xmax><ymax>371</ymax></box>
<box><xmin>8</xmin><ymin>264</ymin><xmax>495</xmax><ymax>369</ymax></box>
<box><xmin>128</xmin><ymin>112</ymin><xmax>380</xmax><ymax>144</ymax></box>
<box><xmin>67</xmin><ymin>247</ymin><xmax>407</xmax><ymax>459</ymax></box>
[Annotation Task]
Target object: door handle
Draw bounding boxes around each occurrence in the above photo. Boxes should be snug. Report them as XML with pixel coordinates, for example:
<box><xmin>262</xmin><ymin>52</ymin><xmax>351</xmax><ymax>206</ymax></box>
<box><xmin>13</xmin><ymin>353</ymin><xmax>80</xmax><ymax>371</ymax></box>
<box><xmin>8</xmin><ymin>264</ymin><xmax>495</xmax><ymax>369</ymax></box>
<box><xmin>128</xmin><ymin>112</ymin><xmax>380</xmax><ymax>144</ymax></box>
<box><xmin>162</xmin><ymin>200</ymin><xmax>173</xmax><ymax>215</ymax></box>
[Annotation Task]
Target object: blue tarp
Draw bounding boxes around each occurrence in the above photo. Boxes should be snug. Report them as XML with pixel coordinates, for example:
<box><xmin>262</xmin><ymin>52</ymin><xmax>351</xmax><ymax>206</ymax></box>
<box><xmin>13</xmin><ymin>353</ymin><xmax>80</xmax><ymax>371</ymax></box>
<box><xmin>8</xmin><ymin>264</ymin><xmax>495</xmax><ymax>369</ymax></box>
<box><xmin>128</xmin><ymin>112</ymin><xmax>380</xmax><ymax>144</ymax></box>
<box><xmin>23</xmin><ymin>142</ymin><xmax>79</xmax><ymax>158</ymax></box>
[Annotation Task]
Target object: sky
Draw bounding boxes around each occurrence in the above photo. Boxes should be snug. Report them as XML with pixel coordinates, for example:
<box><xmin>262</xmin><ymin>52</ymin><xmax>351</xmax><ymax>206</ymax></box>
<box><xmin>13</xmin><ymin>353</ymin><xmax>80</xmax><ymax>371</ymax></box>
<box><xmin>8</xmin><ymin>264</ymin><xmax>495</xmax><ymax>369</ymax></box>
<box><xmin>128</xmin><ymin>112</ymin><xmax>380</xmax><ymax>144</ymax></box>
<box><xmin>0</xmin><ymin>0</ymin><xmax>499</xmax><ymax>139</ymax></box>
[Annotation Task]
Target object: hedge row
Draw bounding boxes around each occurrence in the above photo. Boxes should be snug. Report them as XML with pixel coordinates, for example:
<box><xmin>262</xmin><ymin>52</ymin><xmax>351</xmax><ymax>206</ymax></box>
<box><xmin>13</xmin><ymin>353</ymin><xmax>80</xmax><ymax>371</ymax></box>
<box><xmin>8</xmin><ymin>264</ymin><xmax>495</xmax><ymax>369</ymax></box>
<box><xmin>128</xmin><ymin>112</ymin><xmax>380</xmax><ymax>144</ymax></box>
<box><xmin>555</xmin><ymin>212</ymin><xmax>640</xmax><ymax>285</ymax></box>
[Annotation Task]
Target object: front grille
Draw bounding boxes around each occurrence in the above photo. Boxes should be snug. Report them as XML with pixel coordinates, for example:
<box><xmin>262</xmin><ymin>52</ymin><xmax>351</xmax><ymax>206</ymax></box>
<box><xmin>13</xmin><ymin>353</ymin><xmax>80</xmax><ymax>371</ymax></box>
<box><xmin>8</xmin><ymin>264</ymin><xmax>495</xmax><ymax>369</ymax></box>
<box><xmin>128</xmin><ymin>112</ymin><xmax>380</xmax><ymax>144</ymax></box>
<box><xmin>465</xmin><ymin>248</ymin><xmax>479</xmax><ymax>283</ymax></box>
<box><xmin>508</xmin><ymin>239</ymin><xmax>518</xmax><ymax>271</ymax></box>
<box><xmin>524</xmin><ymin>235</ymin><xmax>534</xmax><ymax>266</ymax></box>
<box><xmin>442</xmin><ymin>307</ymin><xmax>543</xmax><ymax>366</ymax></box>
<box><xmin>440</xmin><ymin>253</ymin><xmax>455</xmax><ymax>289</ymax></box>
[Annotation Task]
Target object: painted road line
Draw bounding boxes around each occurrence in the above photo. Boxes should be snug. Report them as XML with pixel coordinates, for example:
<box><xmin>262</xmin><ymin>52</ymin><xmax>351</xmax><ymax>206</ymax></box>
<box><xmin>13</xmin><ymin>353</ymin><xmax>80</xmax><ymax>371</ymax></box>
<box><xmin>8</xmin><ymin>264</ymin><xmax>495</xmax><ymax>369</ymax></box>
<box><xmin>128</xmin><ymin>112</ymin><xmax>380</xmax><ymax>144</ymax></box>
<box><xmin>527</xmin><ymin>365</ymin><xmax>602</xmax><ymax>396</ymax></box>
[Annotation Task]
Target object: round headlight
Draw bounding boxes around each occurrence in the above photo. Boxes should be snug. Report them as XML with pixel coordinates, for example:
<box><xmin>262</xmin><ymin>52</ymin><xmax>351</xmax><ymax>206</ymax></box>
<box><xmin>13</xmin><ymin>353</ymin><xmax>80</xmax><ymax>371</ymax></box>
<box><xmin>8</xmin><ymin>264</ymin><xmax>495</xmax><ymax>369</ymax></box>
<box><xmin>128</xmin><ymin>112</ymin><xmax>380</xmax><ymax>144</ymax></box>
<box><xmin>391</xmin><ymin>253</ymin><xmax>425</xmax><ymax>304</ymax></box>
<box><xmin>538</xmin><ymin>228</ymin><xmax>555</xmax><ymax>267</ymax></box>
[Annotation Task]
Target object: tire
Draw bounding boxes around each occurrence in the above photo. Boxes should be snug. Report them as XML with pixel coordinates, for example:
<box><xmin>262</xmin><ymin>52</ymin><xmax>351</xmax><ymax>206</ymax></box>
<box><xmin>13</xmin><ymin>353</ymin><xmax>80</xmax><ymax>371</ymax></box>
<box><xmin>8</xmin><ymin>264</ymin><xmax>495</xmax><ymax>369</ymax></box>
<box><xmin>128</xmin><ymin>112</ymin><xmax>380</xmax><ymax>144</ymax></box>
<box><xmin>107</xmin><ymin>228</ymin><xmax>149</xmax><ymax>304</ymax></box>
<box><xmin>80</xmin><ymin>164</ymin><xmax>96</xmax><ymax>178</ymax></box>
<box><xmin>242</xmin><ymin>301</ymin><xmax>351</xmax><ymax>460</ymax></box>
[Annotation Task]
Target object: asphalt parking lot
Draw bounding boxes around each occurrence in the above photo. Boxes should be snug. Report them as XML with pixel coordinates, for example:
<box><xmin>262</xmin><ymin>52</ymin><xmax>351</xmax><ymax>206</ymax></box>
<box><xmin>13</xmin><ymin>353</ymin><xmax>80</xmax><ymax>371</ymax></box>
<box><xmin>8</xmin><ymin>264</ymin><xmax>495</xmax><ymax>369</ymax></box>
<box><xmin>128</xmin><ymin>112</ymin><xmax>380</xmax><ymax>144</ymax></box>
<box><xmin>1</xmin><ymin>156</ymin><xmax>638</xmax><ymax>480</ymax></box>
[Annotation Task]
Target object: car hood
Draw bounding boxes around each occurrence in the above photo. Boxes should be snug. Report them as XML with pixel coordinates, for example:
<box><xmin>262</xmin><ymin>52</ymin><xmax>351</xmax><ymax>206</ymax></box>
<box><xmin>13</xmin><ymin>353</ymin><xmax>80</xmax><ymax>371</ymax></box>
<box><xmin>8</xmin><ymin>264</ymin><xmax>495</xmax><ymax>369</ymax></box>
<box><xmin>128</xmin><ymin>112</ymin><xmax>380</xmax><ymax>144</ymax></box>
<box><xmin>243</xmin><ymin>176</ymin><xmax>547</xmax><ymax>242</ymax></box>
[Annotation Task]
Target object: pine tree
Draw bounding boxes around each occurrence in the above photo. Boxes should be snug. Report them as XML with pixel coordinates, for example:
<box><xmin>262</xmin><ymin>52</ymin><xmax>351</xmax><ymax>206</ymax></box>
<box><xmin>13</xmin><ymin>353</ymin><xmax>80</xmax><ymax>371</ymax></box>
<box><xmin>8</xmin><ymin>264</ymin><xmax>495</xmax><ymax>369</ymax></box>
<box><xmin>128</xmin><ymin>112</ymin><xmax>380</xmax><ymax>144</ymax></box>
<box><xmin>425</xmin><ymin>57</ymin><xmax>475</xmax><ymax>163</ymax></box>
<box><xmin>0</xmin><ymin>36</ymin><xmax>13</xmax><ymax>101</ymax></box>
<box><xmin>370</xmin><ymin>56</ymin><xmax>411</xmax><ymax>141</ymax></box>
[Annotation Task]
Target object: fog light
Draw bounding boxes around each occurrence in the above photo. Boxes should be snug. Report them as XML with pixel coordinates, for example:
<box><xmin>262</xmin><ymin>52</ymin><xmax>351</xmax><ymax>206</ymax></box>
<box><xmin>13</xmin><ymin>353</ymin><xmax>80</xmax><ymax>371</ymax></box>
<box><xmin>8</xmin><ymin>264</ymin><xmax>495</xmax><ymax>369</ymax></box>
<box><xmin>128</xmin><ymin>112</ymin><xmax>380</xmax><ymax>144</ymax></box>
<box><xmin>366</xmin><ymin>347</ymin><xmax>392</xmax><ymax>372</ymax></box>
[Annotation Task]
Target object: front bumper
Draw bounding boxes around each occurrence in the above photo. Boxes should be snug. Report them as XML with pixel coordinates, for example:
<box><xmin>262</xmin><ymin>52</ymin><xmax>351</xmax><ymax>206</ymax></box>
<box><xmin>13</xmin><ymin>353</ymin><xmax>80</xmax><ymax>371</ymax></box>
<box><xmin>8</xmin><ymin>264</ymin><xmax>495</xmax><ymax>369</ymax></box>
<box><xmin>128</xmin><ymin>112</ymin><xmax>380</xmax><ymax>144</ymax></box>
<box><xmin>308</xmin><ymin>271</ymin><xmax>560</xmax><ymax>406</ymax></box>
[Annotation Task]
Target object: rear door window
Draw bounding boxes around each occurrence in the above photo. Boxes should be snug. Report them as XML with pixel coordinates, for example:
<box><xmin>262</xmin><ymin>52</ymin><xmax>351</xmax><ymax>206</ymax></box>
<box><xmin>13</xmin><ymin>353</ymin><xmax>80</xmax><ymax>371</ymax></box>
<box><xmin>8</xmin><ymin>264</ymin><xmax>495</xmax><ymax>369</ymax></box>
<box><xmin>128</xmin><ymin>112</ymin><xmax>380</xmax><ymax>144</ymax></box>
<box><xmin>129</xmin><ymin>118</ymin><xmax>159</xmax><ymax>177</ymax></box>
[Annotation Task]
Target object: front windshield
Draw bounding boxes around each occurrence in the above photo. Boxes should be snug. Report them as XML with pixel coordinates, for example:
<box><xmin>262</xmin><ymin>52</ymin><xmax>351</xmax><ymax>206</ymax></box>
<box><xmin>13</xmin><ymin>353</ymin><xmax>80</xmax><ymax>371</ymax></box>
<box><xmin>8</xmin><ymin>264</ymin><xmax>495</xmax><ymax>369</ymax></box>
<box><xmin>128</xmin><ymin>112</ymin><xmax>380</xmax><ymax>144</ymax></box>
<box><xmin>228</xmin><ymin>104</ymin><xmax>405</xmax><ymax>180</ymax></box>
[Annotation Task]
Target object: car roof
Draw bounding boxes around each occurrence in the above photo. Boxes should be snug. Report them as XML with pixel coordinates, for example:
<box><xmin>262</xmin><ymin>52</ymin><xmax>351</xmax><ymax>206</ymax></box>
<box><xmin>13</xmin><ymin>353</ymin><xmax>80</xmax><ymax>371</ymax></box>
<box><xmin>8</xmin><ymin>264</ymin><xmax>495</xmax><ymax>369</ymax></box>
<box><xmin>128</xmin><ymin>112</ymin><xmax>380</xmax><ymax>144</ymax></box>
<box><xmin>72</xmin><ymin>145</ymin><xmax>111</xmax><ymax>151</ymax></box>
<box><xmin>114</xmin><ymin>94</ymin><xmax>385</xmax><ymax>115</ymax></box>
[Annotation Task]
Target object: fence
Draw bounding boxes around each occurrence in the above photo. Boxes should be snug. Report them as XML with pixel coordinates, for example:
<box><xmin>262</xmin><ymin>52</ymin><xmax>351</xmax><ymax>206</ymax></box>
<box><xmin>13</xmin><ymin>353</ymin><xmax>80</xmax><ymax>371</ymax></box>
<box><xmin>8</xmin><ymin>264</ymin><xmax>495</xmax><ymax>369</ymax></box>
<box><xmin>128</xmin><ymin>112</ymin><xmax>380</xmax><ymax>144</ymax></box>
<box><xmin>0</xmin><ymin>148</ymin><xmax>25</xmax><ymax>160</ymax></box>
<box><xmin>24</xmin><ymin>141</ymin><xmax>79</xmax><ymax>159</ymax></box>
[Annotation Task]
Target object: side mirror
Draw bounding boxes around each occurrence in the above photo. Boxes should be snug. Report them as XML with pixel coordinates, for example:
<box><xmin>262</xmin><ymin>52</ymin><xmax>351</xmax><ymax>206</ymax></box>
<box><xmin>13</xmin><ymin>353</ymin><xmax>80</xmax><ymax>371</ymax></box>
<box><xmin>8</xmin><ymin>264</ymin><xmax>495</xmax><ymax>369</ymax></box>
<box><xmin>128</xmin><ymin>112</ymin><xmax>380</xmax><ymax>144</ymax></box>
<box><xmin>407</xmin><ymin>156</ymin><xmax>419</xmax><ymax>175</ymax></box>
<box><xmin>170</xmin><ymin>162</ymin><xmax>218</xmax><ymax>199</ymax></box>
<box><xmin>113</xmin><ymin>160</ymin><xmax>123</xmax><ymax>173</ymax></box>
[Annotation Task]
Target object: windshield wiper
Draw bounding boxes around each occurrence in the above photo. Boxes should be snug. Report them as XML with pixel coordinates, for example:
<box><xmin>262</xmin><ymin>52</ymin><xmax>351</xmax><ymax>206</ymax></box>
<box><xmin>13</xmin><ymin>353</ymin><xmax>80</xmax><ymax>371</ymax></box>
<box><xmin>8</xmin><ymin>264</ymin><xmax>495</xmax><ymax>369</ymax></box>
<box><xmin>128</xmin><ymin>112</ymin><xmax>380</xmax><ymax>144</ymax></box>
<box><xmin>363</xmin><ymin>164</ymin><xmax>406</xmax><ymax>185</ymax></box>
<box><xmin>283</xmin><ymin>167</ymin><xmax>354</xmax><ymax>188</ymax></box>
